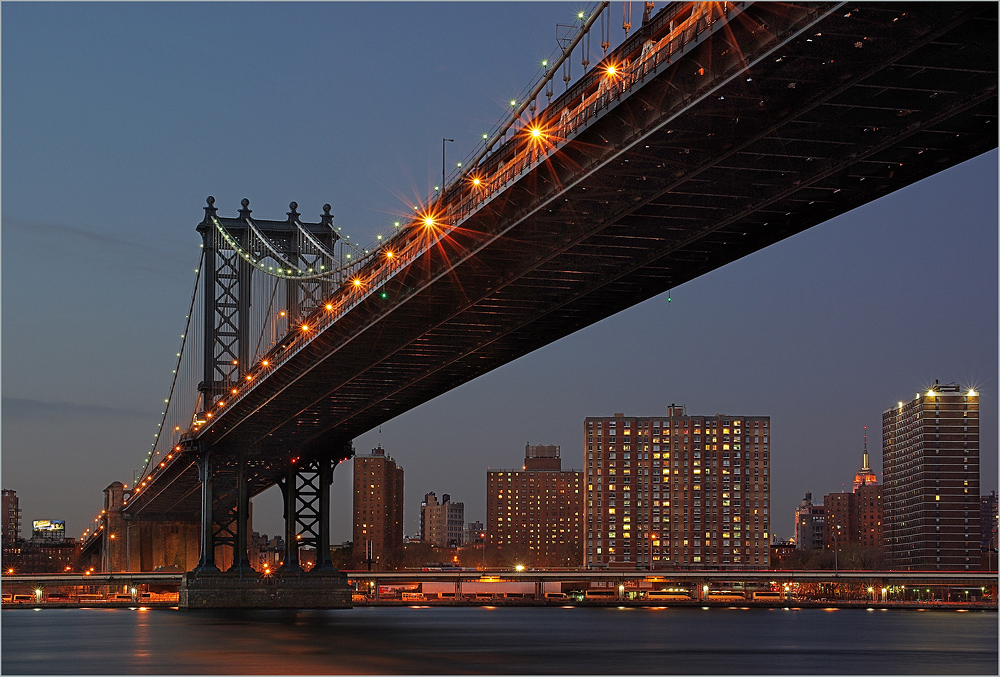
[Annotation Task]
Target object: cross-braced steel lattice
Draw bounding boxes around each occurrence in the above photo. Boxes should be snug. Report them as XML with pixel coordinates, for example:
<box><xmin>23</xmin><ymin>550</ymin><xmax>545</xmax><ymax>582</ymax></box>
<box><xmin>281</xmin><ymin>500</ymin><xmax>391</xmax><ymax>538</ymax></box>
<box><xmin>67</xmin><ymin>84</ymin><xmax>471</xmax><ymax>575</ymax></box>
<box><xmin>196</xmin><ymin>197</ymin><xmax>341</xmax><ymax>411</ymax></box>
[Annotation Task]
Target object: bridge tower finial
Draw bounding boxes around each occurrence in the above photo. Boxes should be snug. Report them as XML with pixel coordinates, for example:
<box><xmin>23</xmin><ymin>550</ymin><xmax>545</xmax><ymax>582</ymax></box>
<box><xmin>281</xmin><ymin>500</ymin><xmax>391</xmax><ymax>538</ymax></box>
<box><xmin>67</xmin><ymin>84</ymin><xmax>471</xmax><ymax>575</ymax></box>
<box><xmin>202</xmin><ymin>196</ymin><xmax>218</xmax><ymax>224</ymax></box>
<box><xmin>321</xmin><ymin>204</ymin><xmax>336</xmax><ymax>239</ymax></box>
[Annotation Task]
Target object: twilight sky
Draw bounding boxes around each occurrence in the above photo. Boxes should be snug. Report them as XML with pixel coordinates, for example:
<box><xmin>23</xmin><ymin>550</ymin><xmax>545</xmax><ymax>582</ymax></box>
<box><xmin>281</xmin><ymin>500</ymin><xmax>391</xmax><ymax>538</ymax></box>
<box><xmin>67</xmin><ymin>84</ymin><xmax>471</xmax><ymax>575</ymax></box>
<box><xmin>2</xmin><ymin>2</ymin><xmax>996</xmax><ymax>545</ymax></box>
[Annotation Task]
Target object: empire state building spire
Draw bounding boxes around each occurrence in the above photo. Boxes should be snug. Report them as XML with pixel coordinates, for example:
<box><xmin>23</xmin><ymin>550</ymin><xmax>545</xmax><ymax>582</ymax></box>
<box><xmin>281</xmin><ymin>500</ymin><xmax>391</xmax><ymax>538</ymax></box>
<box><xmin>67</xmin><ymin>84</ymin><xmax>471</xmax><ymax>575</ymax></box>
<box><xmin>853</xmin><ymin>426</ymin><xmax>877</xmax><ymax>491</ymax></box>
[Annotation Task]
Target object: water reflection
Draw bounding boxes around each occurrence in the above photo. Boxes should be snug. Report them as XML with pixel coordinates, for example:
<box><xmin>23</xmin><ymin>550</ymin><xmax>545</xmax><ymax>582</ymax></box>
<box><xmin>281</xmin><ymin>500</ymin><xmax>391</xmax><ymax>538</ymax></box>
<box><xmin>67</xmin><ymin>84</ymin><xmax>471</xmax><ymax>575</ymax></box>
<box><xmin>2</xmin><ymin>606</ymin><xmax>996</xmax><ymax>675</ymax></box>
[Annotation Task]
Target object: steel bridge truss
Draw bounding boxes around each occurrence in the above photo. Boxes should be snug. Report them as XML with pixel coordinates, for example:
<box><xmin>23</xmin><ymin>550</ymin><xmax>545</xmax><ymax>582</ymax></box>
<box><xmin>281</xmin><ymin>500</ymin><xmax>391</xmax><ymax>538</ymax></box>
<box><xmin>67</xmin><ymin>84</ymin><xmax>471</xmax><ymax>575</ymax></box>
<box><xmin>196</xmin><ymin>198</ymin><xmax>340</xmax><ymax>412</ymax></box>
<box><xmin>193</xmin><ymin>444</ymin><xmax>352</xmax><ymax>574</ymax></box>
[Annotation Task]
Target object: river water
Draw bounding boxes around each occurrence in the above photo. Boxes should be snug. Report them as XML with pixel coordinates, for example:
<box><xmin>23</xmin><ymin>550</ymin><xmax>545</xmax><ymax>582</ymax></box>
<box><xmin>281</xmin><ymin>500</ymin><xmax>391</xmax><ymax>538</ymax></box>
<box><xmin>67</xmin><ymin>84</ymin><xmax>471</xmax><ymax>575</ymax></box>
<box><xmin>2</xmin><ymin>606</ymin><xmax>996</xmax><ymax>674</ymax></box>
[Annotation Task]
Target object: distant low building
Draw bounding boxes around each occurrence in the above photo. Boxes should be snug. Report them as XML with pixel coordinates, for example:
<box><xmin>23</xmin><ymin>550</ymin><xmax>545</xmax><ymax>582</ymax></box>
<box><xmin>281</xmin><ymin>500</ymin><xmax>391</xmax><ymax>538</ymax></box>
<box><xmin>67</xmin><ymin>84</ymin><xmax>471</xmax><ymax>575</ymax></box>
<box><xmin>794</xmin><ymin>492</ymin><xmax>824</xmax><ymax>551</ymax></box>
<box><xmin>420</xmin><ymin>492</ymin><xmax>465</xmax><ymax>547</ymax></box>
<box><xmin>770</xmin><ymin>538</ymin><xmax>796</xmax><ymax>567</ymax></box>
<box><xmin>465</xmin><ymin>521</ymin><xmax>485</xmax><ymax>545</ymax></box>
<box><xmin>982</xmin><ymin>491</ymin><xmax>998</xmax><ymax>553</ymax></box>
<box><xmin>5</xmin><ymin>518</ymin><xmax>77</xmax><ymax>573</ymax></box>
<box><xmin>248</xmin><ymin>531</ymin><xmax>270</xmax><ymax>570</ymax></box>
<box><xmin>2</xmin><ymin>489</ymin><xmax>21</xmax><ymax>546</ymax></box>
<box><xmin>16</xmin><ymin>539</ymin><xmax>78</xmax><ymax>573</ymax></box>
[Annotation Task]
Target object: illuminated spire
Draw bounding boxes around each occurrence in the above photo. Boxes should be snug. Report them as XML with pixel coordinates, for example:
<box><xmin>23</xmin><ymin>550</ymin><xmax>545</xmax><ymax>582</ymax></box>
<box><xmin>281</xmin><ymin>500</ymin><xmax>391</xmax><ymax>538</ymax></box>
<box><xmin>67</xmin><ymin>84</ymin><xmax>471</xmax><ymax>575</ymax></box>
<box><xmin>861</xmin><ymin>426</ymin><xmax>870</xmax><ymax>473</ymax></box>
<box><xmin>853</xmin><ymin>426</ymin><xmax>878</xmax><ymax>491</ymax></box>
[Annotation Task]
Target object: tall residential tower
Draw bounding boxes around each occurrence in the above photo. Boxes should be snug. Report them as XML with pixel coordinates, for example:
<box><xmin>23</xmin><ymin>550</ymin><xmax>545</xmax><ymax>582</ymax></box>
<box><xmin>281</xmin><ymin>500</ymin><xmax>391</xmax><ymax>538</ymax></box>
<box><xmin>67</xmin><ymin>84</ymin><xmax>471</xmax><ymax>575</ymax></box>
<box><xmin>882</xmin><ymin>381</ymin><xmax>980</xmax><ymax>570</ymax></box>
<box><xmin>352</xmin><ymin>446</ymin><xmax>404</xmax><ymax>567</ymax></box>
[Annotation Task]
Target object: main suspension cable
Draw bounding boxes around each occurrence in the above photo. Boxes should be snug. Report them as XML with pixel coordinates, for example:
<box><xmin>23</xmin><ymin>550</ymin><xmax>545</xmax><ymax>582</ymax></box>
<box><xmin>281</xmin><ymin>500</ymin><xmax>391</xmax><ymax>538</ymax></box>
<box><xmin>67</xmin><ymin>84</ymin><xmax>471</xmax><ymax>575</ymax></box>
<box><xmin>140</xmin><ymin>248</ymin><xmax>205</xmax><ymax>481</ymax></box>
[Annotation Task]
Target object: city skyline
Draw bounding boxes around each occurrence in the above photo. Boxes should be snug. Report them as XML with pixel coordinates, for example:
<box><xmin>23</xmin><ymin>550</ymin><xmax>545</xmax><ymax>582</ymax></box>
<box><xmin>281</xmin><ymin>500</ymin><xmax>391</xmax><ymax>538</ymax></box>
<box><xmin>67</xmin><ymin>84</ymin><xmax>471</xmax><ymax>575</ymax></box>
<box><xmin>2</xmin><ymin>2</ymin><xmax>996</xmax><ymax>546</ymax></box>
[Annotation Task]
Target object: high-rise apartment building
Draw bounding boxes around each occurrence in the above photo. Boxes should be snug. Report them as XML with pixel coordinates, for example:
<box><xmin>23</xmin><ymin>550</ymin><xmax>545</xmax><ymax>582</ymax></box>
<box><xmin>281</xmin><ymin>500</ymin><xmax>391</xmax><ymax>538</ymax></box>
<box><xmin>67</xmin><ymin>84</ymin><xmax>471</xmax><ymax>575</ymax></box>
<box><xmin>585</xmin><ymin>407</ymin><xmax>770</xmax><ymax>569</ymax></box>
<box><xmin>794</xmin><ymin>492</ymin><xmax>825</xmax><ymax>551</ymax></box>
<box><xmin>352</xmin><ymin>446</ymin><xmax>404</xmax><ymax>567</ymax></box>
<box><xmin>2</xmin><ymin>489</ymin><xmax>21</xmax><ymax>545</ymax></box>
<box><xmin>420</xmin><ymin>492</ymin><xmax>465</xmax><ymax>547</ymax></box>
<box><xmin>882</xmin><ymin>381</ymin><xmax>980</xmax><ymax>570</ymax></box>
<box><xmin>487</xmin><ymin>444</ymin><xmax>583</xmax><ymax>567</ymax></box>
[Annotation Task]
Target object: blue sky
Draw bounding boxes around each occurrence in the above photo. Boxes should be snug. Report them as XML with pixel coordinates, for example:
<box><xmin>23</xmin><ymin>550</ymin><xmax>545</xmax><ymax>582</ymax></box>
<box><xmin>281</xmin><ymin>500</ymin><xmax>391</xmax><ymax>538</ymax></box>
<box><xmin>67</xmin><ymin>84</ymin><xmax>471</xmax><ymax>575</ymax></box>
<box><xmin>3</xmin><ymin>2</ymin><xmax>996</xmax><ymax>543</ymax></box>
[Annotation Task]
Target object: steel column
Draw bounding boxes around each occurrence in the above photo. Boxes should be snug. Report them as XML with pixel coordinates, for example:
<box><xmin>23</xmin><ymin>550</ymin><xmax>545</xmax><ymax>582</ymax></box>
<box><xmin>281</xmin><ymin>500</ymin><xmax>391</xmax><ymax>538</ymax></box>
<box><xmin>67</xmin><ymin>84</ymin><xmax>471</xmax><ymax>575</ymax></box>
<box><xmin>236</xmin><ymin>213</ymin><xmax>253</xmax><ymax>376</ymax></box>
<box><xmin>315</xmin><ymin>458</ymin><xmax>334</xmax><ymax>571</ymax></box>
<box><xmin>198</xmin><ymin>198</ymin><xmax>218</xmax><ymax>410</ymax></box>
<box><xmin>193</xmin><ymin>450</ymin><xmax>218</xmax><ymax>572</ymax></box>
<box><xmin>284</xmin><ymin>204</ymin><xmax>301</xmax><ymax>324</ymax></box>
<box><xmin>228</xmin><ymin>454</ymin><xmax>254</xmax><ymax>574</ymax></box>
<box><xmin>281</xmin><ymin>463</ymin><xmax>302</xmax><ymax>573</ymax></box>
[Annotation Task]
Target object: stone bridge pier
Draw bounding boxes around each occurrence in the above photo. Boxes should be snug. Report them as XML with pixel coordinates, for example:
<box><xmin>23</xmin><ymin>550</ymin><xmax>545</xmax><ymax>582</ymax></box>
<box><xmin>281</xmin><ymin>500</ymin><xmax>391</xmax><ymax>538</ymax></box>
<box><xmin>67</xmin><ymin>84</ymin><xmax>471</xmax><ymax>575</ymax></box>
<box><xmin>98</xmin><ymin>482</ymin><xmax>201</xmax><ymax>573</ymax></box>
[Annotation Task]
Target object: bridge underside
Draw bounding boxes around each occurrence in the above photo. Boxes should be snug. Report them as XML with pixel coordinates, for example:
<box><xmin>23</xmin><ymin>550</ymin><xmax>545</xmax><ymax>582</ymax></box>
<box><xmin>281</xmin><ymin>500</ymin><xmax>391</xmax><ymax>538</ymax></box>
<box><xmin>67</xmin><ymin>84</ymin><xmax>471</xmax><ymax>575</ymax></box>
<box><xmin>130</xmin><ymin>1</ymin><xmax>996</xmax><ymax>521</ymax></box>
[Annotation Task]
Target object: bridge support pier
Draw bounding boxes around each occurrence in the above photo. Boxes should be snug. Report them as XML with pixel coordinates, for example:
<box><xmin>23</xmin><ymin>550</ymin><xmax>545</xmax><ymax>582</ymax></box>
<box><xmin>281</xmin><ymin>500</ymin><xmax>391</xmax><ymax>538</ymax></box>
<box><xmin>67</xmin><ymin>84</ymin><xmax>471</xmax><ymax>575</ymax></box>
<box><xmin>180</xmin><ymin>448</ymin><xmax>352</xmax><ymax>608</ymax></box>
<box><xmin>100</xmin><ymin>482</ymin><xmax>128</xmax><ymax>573</ymax></box>
<box><xmin>180</xmin><ymin>569</ymin><xmax>351</xmax><ymax>609</ymax></box>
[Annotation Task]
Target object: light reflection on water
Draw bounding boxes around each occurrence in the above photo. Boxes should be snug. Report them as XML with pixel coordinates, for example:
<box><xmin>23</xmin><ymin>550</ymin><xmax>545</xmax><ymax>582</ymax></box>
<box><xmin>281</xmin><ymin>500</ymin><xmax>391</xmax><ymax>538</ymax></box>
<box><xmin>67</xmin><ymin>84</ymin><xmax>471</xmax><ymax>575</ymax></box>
<box><xmin>2</xmin><ymin>606</ymin><xmax>996</xmax><ymax>675</ymax></box>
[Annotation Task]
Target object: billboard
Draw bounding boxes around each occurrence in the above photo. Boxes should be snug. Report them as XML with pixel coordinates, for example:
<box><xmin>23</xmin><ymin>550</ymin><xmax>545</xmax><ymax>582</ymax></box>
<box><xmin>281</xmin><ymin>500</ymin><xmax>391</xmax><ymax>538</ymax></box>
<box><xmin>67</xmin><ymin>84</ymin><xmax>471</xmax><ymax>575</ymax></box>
<box><xmin>32</xmin><ymin>520</ymin><xmax>65</xmax><ymax>532</ymax></box>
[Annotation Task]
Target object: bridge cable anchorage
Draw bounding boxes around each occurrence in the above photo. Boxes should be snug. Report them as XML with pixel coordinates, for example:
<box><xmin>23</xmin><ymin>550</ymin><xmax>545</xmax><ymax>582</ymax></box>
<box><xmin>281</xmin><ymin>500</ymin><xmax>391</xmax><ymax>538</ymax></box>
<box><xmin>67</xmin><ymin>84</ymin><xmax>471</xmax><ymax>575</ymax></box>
<box><xmin>453</xmin><ymin>2</ymin><xmax>609</xmax><ymax>191</ymax></box>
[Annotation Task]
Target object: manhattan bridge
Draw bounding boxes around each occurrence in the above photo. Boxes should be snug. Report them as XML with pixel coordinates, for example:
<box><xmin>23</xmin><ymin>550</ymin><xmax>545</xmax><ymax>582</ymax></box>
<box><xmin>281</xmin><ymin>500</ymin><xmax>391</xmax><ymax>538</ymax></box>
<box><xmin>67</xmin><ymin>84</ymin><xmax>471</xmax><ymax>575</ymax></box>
<box><xmin>74</xmin><ymin>2</ymin><xmax>995</xmax><ymax>603</ymax></box>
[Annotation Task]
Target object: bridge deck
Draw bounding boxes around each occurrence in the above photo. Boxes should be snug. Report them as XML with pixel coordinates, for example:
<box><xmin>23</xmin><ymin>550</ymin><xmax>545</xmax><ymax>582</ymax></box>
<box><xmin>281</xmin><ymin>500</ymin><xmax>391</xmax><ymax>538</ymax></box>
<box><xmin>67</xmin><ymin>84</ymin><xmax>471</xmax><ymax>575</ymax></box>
<box><xmin>127</xmin><ymin>1</ymin><xmax>996</xmax><ymax>517</ymax></box>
